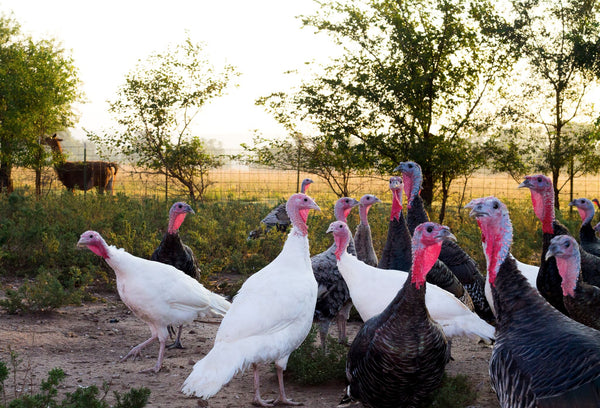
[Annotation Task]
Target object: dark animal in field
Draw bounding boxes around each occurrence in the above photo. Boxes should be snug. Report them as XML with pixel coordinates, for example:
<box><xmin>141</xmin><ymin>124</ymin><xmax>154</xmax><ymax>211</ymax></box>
<box><xmin>43</xmin><ymin>134</ymin><xmax>118</xmax><ymax>194</ymax></box>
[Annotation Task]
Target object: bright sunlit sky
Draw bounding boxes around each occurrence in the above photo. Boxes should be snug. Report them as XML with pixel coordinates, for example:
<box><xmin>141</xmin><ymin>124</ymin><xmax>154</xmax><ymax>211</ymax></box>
<box><xmin>1</xmin><ymin>0</ymin><xmax>338</xmax><ymax>149</ymax></box>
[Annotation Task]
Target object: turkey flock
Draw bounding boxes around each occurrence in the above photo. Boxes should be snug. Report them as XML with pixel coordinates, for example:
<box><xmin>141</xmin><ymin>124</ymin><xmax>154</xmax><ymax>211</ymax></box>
<box><xmin>75</xmin><ymin>161</ymin><xmax>600</xmax><ymax>408</ymax></box>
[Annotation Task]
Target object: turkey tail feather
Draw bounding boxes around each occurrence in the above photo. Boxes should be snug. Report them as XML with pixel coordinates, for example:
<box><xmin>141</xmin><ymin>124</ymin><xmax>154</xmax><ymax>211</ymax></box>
<box><xmin>181</xmin><ymin>342</ymin><xmax>245</xmax><ymax>399</ymax></box>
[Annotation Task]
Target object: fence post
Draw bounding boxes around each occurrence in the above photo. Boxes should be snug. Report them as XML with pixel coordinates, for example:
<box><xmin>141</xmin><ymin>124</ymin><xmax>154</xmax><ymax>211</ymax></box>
<box><xmin>83</xmin><ymin>142</ymin><xmax>87</xmax><ymax>196</ymax></box>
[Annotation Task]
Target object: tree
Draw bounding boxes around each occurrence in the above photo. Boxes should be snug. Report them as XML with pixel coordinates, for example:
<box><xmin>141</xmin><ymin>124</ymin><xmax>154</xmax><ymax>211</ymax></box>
<box><xmin>498</xmin><ymin>0</ymin><xmax>600</xmax><ymax>209</ymax></box>
<box><xmin>0</xmin><ymin>14</ymin><xmax>81</xmax><ymax>194</ymax></box>
<box><xmin>298</xmin><ymin>0</ymin><xmax>514</xmax><ymax>218</ymax></box>
<box><xmin>89</xmin><ymin>37</ymin><xmax>239</xmax><ymax>203</ymax></box>
<box><xmin>244</xmin><ymin>83</ymin><xmax>378</xmax><ymax>198</ymax></box>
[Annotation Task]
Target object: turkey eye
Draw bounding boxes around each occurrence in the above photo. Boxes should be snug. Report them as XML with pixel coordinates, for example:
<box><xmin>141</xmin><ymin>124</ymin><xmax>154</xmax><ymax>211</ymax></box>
<box><xmin>408</xmin><ymin>164</ymin><xmax>413</xmax><ymax>168</ymax></box>
<box><xmin>537</xmin><ymin>177</ymin><xmax>542</xmax><ymax>182</ymax></box>
<box><xmin>304</xmin><ymin>198</ymin><xmax>308</xmax><ymax>202</ymax></box>
<box><xmin>565</xmin><ymin>242</ymin><xmax>570</xmax><ymax>247</ymax></box>
<box><xmin>493</xmin><ymin>202</ymin><xmax>499</xmax><ymax>209</ymax></box>
<box><xmin>426</xmin><ymin>226</ymin><xmax>433</xmax><ymax>233</ymax></box>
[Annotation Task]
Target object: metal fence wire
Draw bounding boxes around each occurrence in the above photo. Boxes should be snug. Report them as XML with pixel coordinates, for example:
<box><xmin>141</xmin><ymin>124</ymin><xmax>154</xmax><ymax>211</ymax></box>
<box><xmin>14</xmin><ymin>141</ymin><xmax>600</xmax><ymax>208</ymax></box>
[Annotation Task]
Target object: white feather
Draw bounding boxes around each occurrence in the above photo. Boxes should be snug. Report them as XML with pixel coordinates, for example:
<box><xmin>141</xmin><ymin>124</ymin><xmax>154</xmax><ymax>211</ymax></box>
<box><xmin>181</xmin><ymin>228</ymin><xmax>318</xmax><ymax>399</ymax></box>
<box><xmin>337</xmin><ymin>251</ymin><xmax>495</xmax><ymax>342</ymax></box>
<box><xmin>106</xmin><ymin>246</ymin><xmax>230</xmax><ymax>327</ymax></box>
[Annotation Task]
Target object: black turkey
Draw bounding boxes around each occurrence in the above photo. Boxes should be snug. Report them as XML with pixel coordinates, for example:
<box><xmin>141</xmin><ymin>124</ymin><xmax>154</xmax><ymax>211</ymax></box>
<box><xmin>151</xmin><ymin>201</ymin><xmax>199</xmax><ymax>349</ymax></box>
<box><xmin>546</xmin><ymin>235</ymin><xmax>600</xmax><ymax>331</ymax></box>
<box><xmin>396</xmin><ymin>161</ymin><xmax>491</xmax><ymax>321</ymax></box>
<box><xmin>520</xmin><ymin>174</ymin><xmax>600</xmax><ymax>315</ymax></box>
<box><xmin>469</xmin><ymin>195</ymin><xmax>600</xmax><ymax>408</ymax></box>
<box><xmin>248</xmin><ymin>178</ymin><xmax>313</xmax><ymax>239</ymax></box>
<box><xmin>338</xmin><ymin>221</ymin><xmax>452</xmax><ymax>408</ymax></box>
<box><xmin>312</xmin><ymin>197</ymin><xmax>359</xmax><ymax>347</ymax></box>
<box><xmin>378</xmin><ymin>176</ymin><xmax>472</xmax><ymax>308</ymax></box>
<box><xmin>353</xmin><ymin>194</ymin><xmax>381</xmax><ymax>267</ymax></box>
<box><xmin>569</xmin><ymin>197</ymin><xmax>600</xmax><ymax>257</ymax></box>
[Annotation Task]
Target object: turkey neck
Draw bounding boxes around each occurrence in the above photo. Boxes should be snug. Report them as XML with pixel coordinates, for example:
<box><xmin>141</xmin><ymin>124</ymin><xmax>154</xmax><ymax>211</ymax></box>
<box><xmin>378</xmin><ymin>212</ymin><xmax>412</xmax><ymax>272</ymax></box>
<box><xmin>539</xmin><ymin>222</ymin><xmax>570</xmax><ymax>314</ymax></box>
<box><xmin>168</xmin><ymin>213</ymin><xmax>187</xmax><ymax>234</ymax></box>
<box><xmin>530</xmin><ymin>188</ymin><xmax>555</xmax><ymax>234</ymax></box>
<box><xmin>407</xmin><ymin>194</ymin><xmax>429</xmax><ymax>236</ymax></box>
<box><xmin>492</xmin><ymin>255</ymin><xmax>544</xmax><ymax>330</ymax></box>
<box><xmin>556</xmin><ymin>251</ymin><xmax>581</xmax><ymax>298</ymax></box>
<box><xmin>580</xmin><ymin>221</ymin><xmax>598</xmax><ymax>244</ymax></box>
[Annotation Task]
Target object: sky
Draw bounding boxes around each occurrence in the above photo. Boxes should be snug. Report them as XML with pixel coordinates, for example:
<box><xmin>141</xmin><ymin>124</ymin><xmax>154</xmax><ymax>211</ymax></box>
<box><xmin>1</xmin><ymin>0</ymin><xmax>339</xmax><ymax>149</ymax></box>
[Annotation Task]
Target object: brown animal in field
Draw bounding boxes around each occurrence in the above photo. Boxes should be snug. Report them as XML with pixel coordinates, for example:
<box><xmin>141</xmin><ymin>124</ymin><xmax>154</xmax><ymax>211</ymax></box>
<box><xmin>42</xmin><ymin>134</ymin><xmax>118</xmax><ymax>194</ymax></box>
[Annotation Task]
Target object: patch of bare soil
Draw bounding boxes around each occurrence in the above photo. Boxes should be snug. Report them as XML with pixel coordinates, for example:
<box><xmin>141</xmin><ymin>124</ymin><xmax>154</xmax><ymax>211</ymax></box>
<box><xmin>0</xmin><ymin>293</ymin><xmax>499</xmax><ymax>408</ymax></box>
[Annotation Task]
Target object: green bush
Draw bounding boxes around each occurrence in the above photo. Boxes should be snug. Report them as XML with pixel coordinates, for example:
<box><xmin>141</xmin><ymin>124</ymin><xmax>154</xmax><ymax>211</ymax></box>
<box><xmin>286</xmin><ymin>325</ymin><xmax>348</xmax><ymax>385</ymax></box>
<box><xmin>0</xmin><ymin>358</ymin><xmax>150</xmax><ymax>408</ymax></box>
<box><xmin>0</xmin><ymin>190</ymin><xmax>584</xmax><ymax>313</ymax></box>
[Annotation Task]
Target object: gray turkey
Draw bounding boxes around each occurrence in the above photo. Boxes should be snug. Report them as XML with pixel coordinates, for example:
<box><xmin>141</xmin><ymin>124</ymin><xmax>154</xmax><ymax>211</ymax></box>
<box><xmin>312</xmin><ymin>197</ymin><xmax>359</xmax><ymax>347</ymax></box>
<box><xmin>569</xmin><ymin>197</ymin><xmax>600</xmax><ymax>257</ymax></box>
<box><xmin>353</xmin><ymin>194</ymin><xmax>381</xmax><ymax>267</ymax></box>
<box><xmin>247</xmin><ymin>178</ymin><xmax>313</xmax><ymax>239</ymax></box>
<box><xmin>151</xmin><ymin>201</ymin><xmax>199</xmax><ymax>349</ymax></box>
<box><xmin>469</xmin><ymin>195</ymin><xmax>600</xmax><ymax>408</ymax></box>
<box><xmin>546</xmin><ymin>235</ymin><xmax>600</xmax><ymax>331</ymax></box>
<box><xmin>339</xmin><ymin>221</ymin><xmax>452</xmax><ymax>408</ymax></box>
<box><xmin>378</xmin><ymin>176</ymin><xmax>473</xmax><ymax>308</ymax></box>
<box><xmin>520</xmin><ymin>174</ymin><xmax>600</xmax><ymax>315</ymax></box>
<box><xmin>396</xmin><ymin>161</ymin><xmax>492</xmax><ymax>321</ymax></box>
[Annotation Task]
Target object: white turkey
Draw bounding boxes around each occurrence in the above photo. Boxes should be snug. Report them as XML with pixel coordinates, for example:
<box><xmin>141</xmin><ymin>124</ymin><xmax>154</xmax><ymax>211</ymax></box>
<box><xmin>77</xmin><ymin>231</ymin><xmax>231</xmax><ymax>373</ymax></box>
<box><xmin>312</xmin><ymin>197</ymin><xmax>360</xmax><ymax>348</ymax></box>
<box><xmin>468</xmin><ymin>195</ymin><xmax>600</xmax><ymax>408</ymax></box>
<box><xmin>248</xmin><ymin>178</ymin><xmax>313</xmax><ymax>239</ymax></box>
<box><xmin>330</xmin><ymin>221</ymin><xmax>494</xmax><ymax>342</ymax></box>
<box><xmin>341</xmin><ymin>221</ymin><xmax>451</xmax><ymax>408</ymax></box>
<box><xmin>181</xmin><ymin>193</ymin><xmax>320</xmax><ymax>406</ymax></box>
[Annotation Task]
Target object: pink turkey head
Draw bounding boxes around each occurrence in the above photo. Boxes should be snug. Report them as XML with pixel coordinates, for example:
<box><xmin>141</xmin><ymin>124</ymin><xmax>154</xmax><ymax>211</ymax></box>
<box><xmin>168</xmin><ymin>201</ymin><xmax>195</xmax><ymax>234</ymax></box>
<box><xmin>411</xmin><ymin>222</ymin><xmax>455</xmax><ymax>289</ymax></box>
<box><xmin>358</xmin><ymin>194</ymin><xmax>381</xmax><ymax>225</ymax></box>
<box><xmin>394</xmin><ymin>161</ymin><xmax>422</xmax><ymax>209</ymax></box>
<box><xmin>546</xmin><ymin>235</ymin><xmax>581</xmax><ymax>297</ymax></box>
<box><xmin>466</xmin><ymin>196</ymin><xmax>512</xmax><ymax>287</ymax></box>
<box><xmin>568</xmin><ymin>198</ymin><xmax>595</xmax><ymax>225</ymax></box>
<box><xmin>77</xmin><ymin>230</ymin><xmax>110</xmax><ymax>259</ymax></box>
<box><xmin>286</xmin><ymin>193</ymin><xmax>321</xmax><ymax>236</ymax></box>
<box><xmin>518</xmin><ymin>174</ymin><xmax>554</xmax><ymax>234</ymax></box>
<box><xmin>327</xmin><ymin>221</ymin><xmax>352</xmax><ymax>261</ymax></box>
<box><xmin>334</xmin><ymin>197</ymin><xmax>360</xmax><ymax>223</ymax></box>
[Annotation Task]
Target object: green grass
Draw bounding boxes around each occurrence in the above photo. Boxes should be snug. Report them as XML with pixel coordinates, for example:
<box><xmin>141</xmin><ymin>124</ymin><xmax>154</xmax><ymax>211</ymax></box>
<box><xmin>0</xmin><ymin>188</ymin><xmax>585</xmax><ymax>313</ymax></box>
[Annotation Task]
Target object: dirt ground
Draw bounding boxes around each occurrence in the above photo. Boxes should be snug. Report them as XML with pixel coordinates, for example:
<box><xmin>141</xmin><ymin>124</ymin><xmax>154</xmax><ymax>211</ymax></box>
<box><xmin>0</xmin><ymin>292</ymin><xmax>500</xmax><ymax>408</ymax></box>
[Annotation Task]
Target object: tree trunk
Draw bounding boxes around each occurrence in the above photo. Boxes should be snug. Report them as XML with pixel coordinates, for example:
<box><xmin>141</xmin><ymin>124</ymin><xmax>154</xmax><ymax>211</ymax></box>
<box><xmin>421</xmin><ymin>167</ymin><xmax>434</xmax><ymax>210</ymax></box>
<box><xmin>552</xmin><ymin>169</ymin><xmax>560</xmax><ymax>211</ymax></box>
<box><xmin>0</xmin><ymin>162</ymin><xmax>13</xmax><ymax>193</ymax></box>
<box><xmin>35</xmin><ymin>168</ymin><xmax>42</xmax><ymax>196</ymax></box>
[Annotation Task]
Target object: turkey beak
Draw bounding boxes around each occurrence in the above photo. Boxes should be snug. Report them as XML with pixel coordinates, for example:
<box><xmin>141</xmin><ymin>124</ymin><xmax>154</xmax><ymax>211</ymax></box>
<box><xmin>568</xmin><ymin>200</ymin><xmax>576</xmax><ymax>207</ymax></box>
<box><xmin>438</xmin><ymin>227</ymin><xmax>456</xmax><ymax>242</ymax></box>
<box><xmin>310</xmin><ymin>200</ymin><xmax>321</xmax><ymax>212</ymax></box>
<box><xmin>545</xmin><ymin>244</ymin><xmax>559</xmax><ymax>260</ymax></box>
<box><xmin>390</xmin><ymin>179</ymin><xmax>402</xmax><ymax>190</ymax></box>
<box><xmin>594</xmin><ymin>222</ymin><xmax>600</xmax><ymax>233</ymax></box>
<box><xmin>326</xmin><ymin>223</ymin><xmax>340</xmax><ymax>234</ymax></box>
<box><xmin>374</xmin><ymin>197</ymin><xmax>382</xmax><ymax>204</ymax></box>
<box><xmin>518</xmin><ymin>178</ymin><xmax>533</xmax><ymax>189</ymax></box>
<box><xmin>393</xmin><ymin>163</ymin><xmax>405</xmax><ymax>173</ymax></box>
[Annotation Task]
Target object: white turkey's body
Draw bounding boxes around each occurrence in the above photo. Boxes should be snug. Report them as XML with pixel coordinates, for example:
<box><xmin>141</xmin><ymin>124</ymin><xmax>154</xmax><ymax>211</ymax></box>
<box><xmin>182</xmin><ymin>228</ymin><xmax>318</xmax><ymax>399</ymax></box>
<box><xmin>337</xmin><ymin>251</ymin><xmax>495</xmax><ymax>342</ymax></box>
<box><xmin>106</xmin><ymin>246</ymin><xmax>230</xmax><ymax>329</ymax></box>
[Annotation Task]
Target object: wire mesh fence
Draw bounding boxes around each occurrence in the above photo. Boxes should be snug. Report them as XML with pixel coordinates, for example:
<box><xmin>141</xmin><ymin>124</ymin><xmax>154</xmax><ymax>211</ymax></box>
<box><xmin>15</xmin><ymin>141</ymin><xmax>600</xmax><ymax>209</ymax></box>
